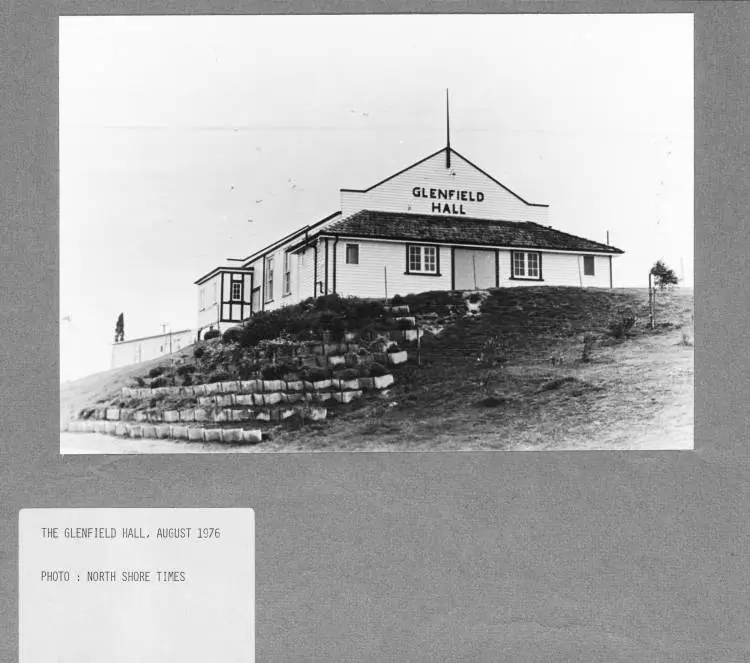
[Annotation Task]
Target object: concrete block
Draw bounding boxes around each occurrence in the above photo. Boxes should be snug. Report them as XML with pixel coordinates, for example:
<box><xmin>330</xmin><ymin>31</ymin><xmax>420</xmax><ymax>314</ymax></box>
<box><xmin>179</xmin><ymin>409</ymin><xmax>195</xmax><ymax>422</ymax></box>
<box><xmin>285</xmin><ymin>380</ymin><xmax>304</xmax><ymax>392</ymax></box>
<box><xmin>104</xmin><ymin>421</ymin><xmax>118</xmax><ymax>434</ymax></box>
<box><xmin>204</xmin><ymin>428</ymin><xmax>223</xmax><ymax>443</ymax></box>
<box><xmin>256</xmin><ymin>411</ymin><xmax>271</xmax><ymax>421</ymax></box>
<box><xmin>171</xmin><ymin>425</ymin><xmax>188</xmax><ymax>440</ymax></box>
<box><xmin>187</xmin><ymin>427</ymin><xmax>204</xmax><ymax>442</ymax></box>
<box><xmin>220</xmin><ymin>380</ymin><xmax>240</xmax><ymax>394</ymax></box>
<box><xmin>309</xmin><ymin>406</ymin><xmax>327</xmax><ymax>421</ymax></box>
<box><xmin>340</xmin><ymin>379</ymin><xmax>360</xmax><ymax>391</ymax></box>
<box><xmin>373</xmin><ymin>374</ymin><xmax>395</xmax><ymax>389</ymax></box>
<box><xmin>163</xmin><ymin>410</ymin><xmax>179</xmax><ymax>423</ymax></box>
<box><xmin>194</xmin><ymin>408</ymin><xmax>208</xmax><ymax>422</ymax></box>
<box><xmin>359</xmin><ymin>377</ymin><xmax>374</xmax><ymax>390</ymax></box>
<box><xmin>222</xmin><ymin>428</ymin><xmax>243</xmax><ymax>443</ymax></box>
<box><xmin>313</xmin><ymin>379</ymin><xmax>332</xmax><ymax>391</ymax></box>
<box><xmin>134</xmin><ymin>411</ymin><xmax>148</xmax><ymax>422</ymax></box>
<box><xmin>127</xmin><ymin>425</ymin><xmax>142</xmax><ymax>438</ymax></box>
<box><xmin>155</xmin><ymin>425</ymin><xmax>171</xmax><ymax>439</ymax></box>
<box><xmin>93</xmin><ymin>421</ymin><xmax>106</xmax><ymax>433</ymax></box>
<box><xmin>280</xmin><ymin>408</ymin><xmax>296</xmax><ymax>420</ymax></box>
<box><xmin>119</xmin><ymin>408</ymin><xmax>135</xmax><ymax>421</ymax></box>
<box><xmin>387</xmin><ymin>350</ymin><xmax>408</xmax><ymax>365</ymax></box>
<box><xmin>263</xmin><ymin>379</ymin><xmax>283</xmax><ymax>392</ymax></box>
<box><xmin>198</xmin><ymin>396</ymin><xmax>213</xmax><ymax>407</ymax></box>
<box><xmin>231</xmin><ymin>409</ymin><xmax>249</xmax><ymax>422</ymax></box>
<box><xmin>328</xmin><ymin>355</ymin><xmax>346</xmax><ymax>367</ymax></box>
<box><xmin>192</xmin><ymin>384</ymin><xmax>207</xmax><ymax>396</ymax></box>
<box><xmin>242</xmin><ymin>429</ymin><xmax>263</xmax><ymax>444</ymax></box>
<box><xmin>140</xmin><ymin>424</ymin><xmax>155</xmax><ymax>438</ymax></box>
<box><xmin>283</xmin><ymin>392</ymin><xmax>303</xmax><ymax>404</ymax></box>
<box><xmin>83</xmin><ymin>420</ymin><xmax>95</xmax><ymax>433</ymax></box>
<box><xmin>316</xmin><ymin>391</ymin><xmax>334</xmax><ymax>403</ymax></box>
<box><xmin>115</xmin><ymin>423</ymin><xmax>128</xmax><ymax>436</ymax></box>
<box><xmin>253</xmin><ymin>393</ymin><xmax>266</xmax><ymax>406</ymax></box>
<box><xmin>205</xmin><ymin>382</ymin><xmax>221</xmax><ymax>394</ymax></box>
<box><xmin>265</xmin><ymin>392</ymin><xmax>282</xmax><ymax>405</ymax></box>
<box><xmin>213</xmin><ymin>409</ymin><xmax>228</xmax><ymax>423</ymax></box>
<box><xmin>218</xmin><ymin>394</ymin><xmax>235</xmax><ymax>407</ymax></box>
<box><xmin>105</xmin><ymin>408</ymin><xmax>120</xmax><ymax>421</ymax></box>
<box><xmin>236</xmin><ymin>394</ymin><xmax>254</xmax><ymax>406</ymax></box>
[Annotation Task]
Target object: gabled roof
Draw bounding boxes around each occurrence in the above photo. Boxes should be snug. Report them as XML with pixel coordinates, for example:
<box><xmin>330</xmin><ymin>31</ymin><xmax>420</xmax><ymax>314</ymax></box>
<box><xmin>228</xmin><ymin>211</ymin><xmax>341</xmax><ymax>267</ymax></box>
<box><xmin>340</xmin><ymin>146</ymin><xmax>549</xmax><ymax>208</ymax></box>
<box><xmin>316</xmin><ymin>210</ymin><xmax>623</xmax><ymax>254</ymax></box>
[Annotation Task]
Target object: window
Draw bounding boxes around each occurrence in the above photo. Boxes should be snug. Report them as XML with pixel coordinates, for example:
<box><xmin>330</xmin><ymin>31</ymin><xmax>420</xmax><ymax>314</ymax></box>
<box><xmin>511</xmin><ymin>251</ymin><xmax>542</xmax><ymax>280</ymax></box>
<box><xmin>283</xmin><ymin>252</ymin><xmax>291</xmax><ymax>295</ymax></box>
<box><xmin>583</xmin><ymin>255</ymin><xmax>595</xmax><ymax>276</ymax></box>
<box><xmin>212</xmin><ymin>282</ymin><xmax>217</xmax><ymax>305</ymax></box>
<box><xmin>346</xmin><ymin>244</ymin><xmax>359</xmax><ymax>265</ymax></box>
<box><xmin>251</xmin><ymin>287</ymin><xmax>260</xmax><ymax>312</ymax></box>
<box><xmin>407</xmin><ymin>245</ymin><xmax>438</xmax><ymax>274</ymax></box>
<box><xmin>231</xmin><ymin>281</ymin><xmax>242</xmax><ymax>301</ymax></box>
<box><xmin>199</xmin><ymin>287</ymin><xmax>206</xmax><ymax>310</ymax></box>
<box><xmin>265</xmin><ymin>255</ymin><xmax>274</xmax><ymax>302</ymax></box>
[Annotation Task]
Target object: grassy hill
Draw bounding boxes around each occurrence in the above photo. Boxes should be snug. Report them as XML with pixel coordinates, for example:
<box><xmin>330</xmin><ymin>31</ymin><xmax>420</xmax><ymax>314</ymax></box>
<box><xmin>61</xmin><ymin>286</ymin><xmax>693</xmax><ymax>452</ymax></box>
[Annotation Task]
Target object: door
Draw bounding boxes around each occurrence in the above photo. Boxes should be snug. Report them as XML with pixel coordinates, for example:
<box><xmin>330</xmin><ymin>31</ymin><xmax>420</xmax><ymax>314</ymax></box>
<box><xmin>453</xmin><ymin>249</ymin><xmax>496</xmax><ymax>290</ymax></box>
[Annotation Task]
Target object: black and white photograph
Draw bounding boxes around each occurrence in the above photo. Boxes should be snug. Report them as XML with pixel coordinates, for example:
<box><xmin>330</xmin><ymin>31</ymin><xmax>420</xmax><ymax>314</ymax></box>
<box><xmin>59</xmin><ymin>14</ymin><xmax>694</xmax><ymax>453</ymax></box>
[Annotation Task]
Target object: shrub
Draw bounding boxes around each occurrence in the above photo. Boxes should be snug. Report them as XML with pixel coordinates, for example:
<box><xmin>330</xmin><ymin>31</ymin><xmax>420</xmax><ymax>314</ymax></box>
<box><xmin>222</xmin><ymin>327</ymin><xmax>243</xmax><ymax>344</ymax></box>
<box><xmin>148</xmin><ymin>366</ymin><xmax>165</xmax><ymax>379</ymax></box>
<box><xmin>608</xmin><ymin>312</ymin><xmax>636</xmax><ymax>339</ymax></box>
<box><xmin>261</xmin><ymin>364</ymin><xmax>296</xmax><ymax>381</ymax></box>
<box><xmin>467</xmin><ymin>293</ymin><xmax>482</xmax><ymax>304</ymax></box>
<box><xmin>391</xmin><ymin>294</ymin><xmax>405</xmax><ymax>306</ymax></box>
<box><xmin>340</xmin><ymin>368</ymin><xmax>360</xmax><ymax>381</ymax></box>
<box><xmin>302</xmin><ymin>367</ymin><xmax>330</xmax><ymax>383</ymax></box>
<box><xmin>181</xmin><ymin>373</ymin><xmax>193</xmax><ymax>386</ymax></box>
<box><xmin>176</xmin><ymin>364</ymin><xmax>196</xmax><ymax>376</ymax></box>
<box><xmin>193</xmin><ymin>345</ymin><xmax>206</xmax><ymax>359</ymax></box>
<box><xmin>134</xmin><ymin>376</ymin><xmax>145</xmax><ymax>387</ymax></box>
<box><xmin>204</xmin><ymin>329</ymin><xmax>220</xmax><ymax>341</ymax></box>
<box><xmin>207</xmin><ymin>370</ymin><xmax>232</xmax><ymax>383</ymax></box>
<box><xmin>369</xmin><ymin>362</ymin><xmax>388</xmax><ymax>377</ymax></box>
<box><xmin>397</xmin><ymin>318</ymin><xmax>415</xmax><ymax>330</ymax></box>
<box><xmin>387</xmin><ymin>343</ymin><xmax>402</xmax><ymax>353</ymax></box>
<box><xmin>150</xmin><ymin>376</ymin><xmax>170</xmax><ymax>388</ymax></box>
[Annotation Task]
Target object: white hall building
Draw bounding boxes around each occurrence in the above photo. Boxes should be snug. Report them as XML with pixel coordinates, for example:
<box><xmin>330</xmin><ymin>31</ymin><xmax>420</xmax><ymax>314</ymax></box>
<box><xmin>194</xmin><ymin>144</ymin><xmax>623</xmax><ymax>337</ymax></box>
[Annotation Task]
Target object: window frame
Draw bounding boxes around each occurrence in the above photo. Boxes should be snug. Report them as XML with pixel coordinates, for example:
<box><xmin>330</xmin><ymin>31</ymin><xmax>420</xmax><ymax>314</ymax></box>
<box><xmin>510</xmin><ymin>251</ymin><xmax>543</xmax><ymax>281</ymax></box>
<box><xmin>405</xmin><ymin>244</ymin><xmax>441</xmax><ymax>276</ymax></box>
<box><xmin>345</xmin><ymin>243</ymin><xmax>359</xmax><ymax>265</ymax></box>
<box><xmin>583</xmin><ymin>255</ymin><xmax>595</xmax><ymax>276</ymax></box>
<box><xmin>283</xmin><ymin>251</ymin><xmax>291</xmax><ymax>296</ymax></box>
<box><xmin>264</xmin><ymin>255</ymin><xmax>274</xmax><ymax>303</ymax></box>
<box><xmin>230</xmin><ymin>281</ymin><xmax>242</xmax><ymax>302</ymax></box>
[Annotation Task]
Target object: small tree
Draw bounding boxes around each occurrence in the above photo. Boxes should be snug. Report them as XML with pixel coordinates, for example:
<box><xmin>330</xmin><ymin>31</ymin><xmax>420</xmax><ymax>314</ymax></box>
<box><xmin>650</xmin><ymin>260</ymin><xmax>678</xmax><ymax>290</ymax></box>
<box><xmin>114</xmin><ymin>312</ymin><xmax>125</xmax><ymax>342</ymax></box>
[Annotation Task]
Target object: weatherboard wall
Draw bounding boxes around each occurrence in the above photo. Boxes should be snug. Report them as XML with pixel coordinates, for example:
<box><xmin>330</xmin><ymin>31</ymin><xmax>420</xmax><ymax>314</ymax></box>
<box><xmin>497</xmin><ymin>251</ymin><xmax>612</xmax><ymax>288</ymax></box>
<box><xmin>340</xmin><ymin>150</ymin><xmax>549</xmax><ymax>224</ymax></box>
<box><xmin>333</xmin><ymin>239</ymin><xmax>452</xmax><ymax>299</ymax></box>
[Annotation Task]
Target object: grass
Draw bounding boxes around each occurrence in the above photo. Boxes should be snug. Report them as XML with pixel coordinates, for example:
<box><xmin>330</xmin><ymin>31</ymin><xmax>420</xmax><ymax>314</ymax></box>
<box><xmin>61</xmin><ymin>286</ymin><xmax>693</xmax><ymax>452</ymax></box>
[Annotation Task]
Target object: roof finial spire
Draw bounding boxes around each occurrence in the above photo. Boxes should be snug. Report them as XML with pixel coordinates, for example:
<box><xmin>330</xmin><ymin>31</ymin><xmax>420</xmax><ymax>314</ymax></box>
<box><xmin>446</xmin><ymin>88</ymin><xmax>451</xmax><ymax>169</ymax></box>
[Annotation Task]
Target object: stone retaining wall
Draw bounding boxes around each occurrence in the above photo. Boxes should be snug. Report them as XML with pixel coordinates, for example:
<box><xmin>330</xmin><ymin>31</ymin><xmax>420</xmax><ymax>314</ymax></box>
<box><xmin>121</xmin><ymin>373</ymin><xmax>395</xmax><ymax>400</ymax></box>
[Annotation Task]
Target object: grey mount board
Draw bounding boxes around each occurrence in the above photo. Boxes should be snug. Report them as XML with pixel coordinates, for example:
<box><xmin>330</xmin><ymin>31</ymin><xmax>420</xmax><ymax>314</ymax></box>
<box><xmin>2</xmin><ymin>2</ymin><xmax>748</xmax><ymax>661</ymax></box>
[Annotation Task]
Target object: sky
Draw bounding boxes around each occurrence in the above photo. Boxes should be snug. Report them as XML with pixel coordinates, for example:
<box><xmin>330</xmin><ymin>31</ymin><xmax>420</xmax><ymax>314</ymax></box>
<box><xmin>60</xmin><ymin>13</ymin><xmax>693</xmax><ymax>382</ymax></box>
